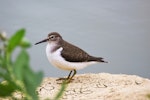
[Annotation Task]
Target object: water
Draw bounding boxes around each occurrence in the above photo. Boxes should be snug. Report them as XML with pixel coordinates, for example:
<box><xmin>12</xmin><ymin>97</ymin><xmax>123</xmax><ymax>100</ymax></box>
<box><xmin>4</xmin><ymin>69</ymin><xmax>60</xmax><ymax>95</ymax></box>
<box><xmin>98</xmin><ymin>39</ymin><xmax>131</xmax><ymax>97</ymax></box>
<box><xmin>0</xmin><ymin>0</ymin><xmax>150</xmax><ymax>78</ymax></box>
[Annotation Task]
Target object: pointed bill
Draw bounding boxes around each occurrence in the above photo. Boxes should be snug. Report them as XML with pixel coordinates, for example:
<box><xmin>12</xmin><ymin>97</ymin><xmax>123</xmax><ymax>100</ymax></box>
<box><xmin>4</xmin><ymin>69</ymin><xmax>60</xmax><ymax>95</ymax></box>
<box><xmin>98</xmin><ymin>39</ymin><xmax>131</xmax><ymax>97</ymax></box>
<box><xmin>35</xmin><ymin>38</ymin><xmax>48</xmax><ymax>45</ymax></box>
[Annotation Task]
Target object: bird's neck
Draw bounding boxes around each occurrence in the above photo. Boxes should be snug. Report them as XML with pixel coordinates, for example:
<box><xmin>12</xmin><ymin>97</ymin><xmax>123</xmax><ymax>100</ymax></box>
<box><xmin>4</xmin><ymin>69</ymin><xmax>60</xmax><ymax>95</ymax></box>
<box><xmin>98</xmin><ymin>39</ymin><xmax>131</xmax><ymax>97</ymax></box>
<box><xmin>46</xmin><ymin>42</ymin><xmax>61</xmax><ymax>53</ymax></box>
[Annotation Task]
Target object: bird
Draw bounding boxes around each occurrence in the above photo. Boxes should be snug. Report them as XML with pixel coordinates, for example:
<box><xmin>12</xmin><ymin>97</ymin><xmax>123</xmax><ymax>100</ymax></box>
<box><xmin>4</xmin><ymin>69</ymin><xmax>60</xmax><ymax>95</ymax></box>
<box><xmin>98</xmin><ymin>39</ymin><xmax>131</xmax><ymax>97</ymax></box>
<box><xmin>35</xmin><ymin>32</ymin><xmax>107</xmax><ymax>82</ymax></box>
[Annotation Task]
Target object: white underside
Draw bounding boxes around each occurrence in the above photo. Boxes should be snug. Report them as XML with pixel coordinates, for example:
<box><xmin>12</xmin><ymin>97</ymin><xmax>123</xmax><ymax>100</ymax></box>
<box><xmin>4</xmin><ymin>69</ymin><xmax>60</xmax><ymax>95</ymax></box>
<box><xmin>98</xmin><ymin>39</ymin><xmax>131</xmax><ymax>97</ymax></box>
<box><xmin>46</xmin><ymin>43</ymin><xmax>98</xmax><ymax>71</ymax></box>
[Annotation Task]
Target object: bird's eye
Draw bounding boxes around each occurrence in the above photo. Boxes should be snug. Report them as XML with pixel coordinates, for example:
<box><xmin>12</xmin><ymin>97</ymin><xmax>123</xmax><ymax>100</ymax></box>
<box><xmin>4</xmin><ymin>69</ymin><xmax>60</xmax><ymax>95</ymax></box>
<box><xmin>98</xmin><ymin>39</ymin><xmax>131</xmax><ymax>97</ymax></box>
<box><xmin>49</xmin><ymin>35</ymin><xmax>56</xmax><ymax>40</ymax></box>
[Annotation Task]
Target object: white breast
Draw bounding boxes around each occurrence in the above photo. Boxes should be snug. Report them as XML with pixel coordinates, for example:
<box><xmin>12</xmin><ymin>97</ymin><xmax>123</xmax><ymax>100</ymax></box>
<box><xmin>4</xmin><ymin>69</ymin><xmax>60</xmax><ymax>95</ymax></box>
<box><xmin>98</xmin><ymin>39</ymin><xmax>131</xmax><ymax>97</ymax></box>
<box><xmin>46</xmin><ymin>43</ymin><xmax>97</xmax><ymax>71</ymax></box>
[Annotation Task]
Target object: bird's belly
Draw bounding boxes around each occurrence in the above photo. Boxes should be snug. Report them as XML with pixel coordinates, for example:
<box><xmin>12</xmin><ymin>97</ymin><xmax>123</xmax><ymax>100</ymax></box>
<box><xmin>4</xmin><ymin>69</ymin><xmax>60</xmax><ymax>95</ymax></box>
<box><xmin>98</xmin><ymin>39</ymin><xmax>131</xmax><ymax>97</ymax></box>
<box><xmin>49</xmin><ymin>57</ymin><xmax>95</xmax><ymax>70</ymax></box>
<box><xmin>46</xmin><ymin>47</ymin><xmax>97</xmax><ymax>70</ymax></box>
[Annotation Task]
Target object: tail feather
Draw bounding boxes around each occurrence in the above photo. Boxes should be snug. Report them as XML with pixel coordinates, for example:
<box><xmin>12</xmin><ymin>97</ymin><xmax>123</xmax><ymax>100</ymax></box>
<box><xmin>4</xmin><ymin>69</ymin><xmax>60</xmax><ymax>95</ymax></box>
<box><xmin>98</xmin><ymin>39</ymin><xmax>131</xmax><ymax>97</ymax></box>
<box><xmin>89</xmin><ymin>56</ymin><xmax>108</xmax><ymax>63</ymax></box>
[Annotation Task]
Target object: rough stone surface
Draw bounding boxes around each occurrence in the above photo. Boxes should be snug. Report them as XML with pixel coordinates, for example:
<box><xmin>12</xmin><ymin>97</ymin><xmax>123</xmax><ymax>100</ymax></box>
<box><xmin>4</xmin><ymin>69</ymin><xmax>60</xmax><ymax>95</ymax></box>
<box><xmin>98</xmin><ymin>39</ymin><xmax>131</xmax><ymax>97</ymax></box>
<box><xmin>37</xmin><ymin>73</ymin><xmax>150</xmax><ymax>100</ymax></box>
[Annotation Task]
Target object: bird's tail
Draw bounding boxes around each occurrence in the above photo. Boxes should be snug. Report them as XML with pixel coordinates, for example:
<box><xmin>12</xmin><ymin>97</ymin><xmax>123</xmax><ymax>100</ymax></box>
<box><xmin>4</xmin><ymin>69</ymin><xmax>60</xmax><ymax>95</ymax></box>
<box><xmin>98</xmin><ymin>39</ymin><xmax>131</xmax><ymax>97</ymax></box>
<box><xmin>96</xmin><ymin>57</ymin><xmax>108</xmax><ymax>63</ymax></box>
<box><xmin>89</xmin><ymin>56</ymin><xmax>108</xmax><ymax>63</ymax></box>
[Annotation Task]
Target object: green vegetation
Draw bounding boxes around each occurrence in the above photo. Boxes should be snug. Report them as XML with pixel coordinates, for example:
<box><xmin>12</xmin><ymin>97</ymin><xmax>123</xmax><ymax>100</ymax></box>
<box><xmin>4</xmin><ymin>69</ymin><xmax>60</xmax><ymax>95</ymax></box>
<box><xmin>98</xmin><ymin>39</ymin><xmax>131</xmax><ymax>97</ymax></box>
<box><xmin>147</xmin><ymin>94</ymin><xmax>150</xmax><ymax>99</ymax></box>
<box><xmin>0</xmin><ymin>29</ymin><xmax>67</xmax><ymax>100</ymax></box>
<box><xmin>0</xmin><ymin>29</ymin><xmax>43</xmax><ymax>99</ymax></box>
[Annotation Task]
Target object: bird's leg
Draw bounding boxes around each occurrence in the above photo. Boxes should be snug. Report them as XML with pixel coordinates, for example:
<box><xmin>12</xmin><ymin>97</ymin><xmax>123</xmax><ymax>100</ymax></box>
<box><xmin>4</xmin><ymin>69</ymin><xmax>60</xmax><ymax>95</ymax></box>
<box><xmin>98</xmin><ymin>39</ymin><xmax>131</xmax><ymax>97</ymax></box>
<box><xmin>67</xmin><ymin>69</ymin><xmax>76</xmax><ymax>82</ymax></box>
<box><xmin>67</xmin><ymin>70</ymin><xmax>73</xmax><ymax>79</ymax></box>
<box><xmin>71</xmin><ymin>69</ymin><xmax>76</xmax><ymax>79</ymax></box>
<box><xmin>56</xmin><ymin>70</ymin><xmax>77</xmax><ymax>83</ymax></box>
<box><xmin>56</xmin><ymin>70</ymin><xmax>73</xmax><ymax>81</ymax></box>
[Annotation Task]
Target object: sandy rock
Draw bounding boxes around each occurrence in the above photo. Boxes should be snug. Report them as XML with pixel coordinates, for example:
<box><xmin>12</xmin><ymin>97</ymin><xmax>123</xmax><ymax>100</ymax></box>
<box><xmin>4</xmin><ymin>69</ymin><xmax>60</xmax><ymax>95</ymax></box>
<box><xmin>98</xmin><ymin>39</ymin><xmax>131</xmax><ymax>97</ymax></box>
<box><xmin>37</xmin><ymin>73</ymin><xmax>150</xmax><ymax>100</ymax></box>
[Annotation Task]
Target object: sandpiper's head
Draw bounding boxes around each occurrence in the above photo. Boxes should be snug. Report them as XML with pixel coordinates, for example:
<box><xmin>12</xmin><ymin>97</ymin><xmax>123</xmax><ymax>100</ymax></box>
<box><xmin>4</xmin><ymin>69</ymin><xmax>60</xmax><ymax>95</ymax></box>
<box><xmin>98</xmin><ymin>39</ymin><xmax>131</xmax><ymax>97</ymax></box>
<box><xmin>35</xmin><ymin>32</ymin><xmax>62</xmax><ymax>45</ymax></box>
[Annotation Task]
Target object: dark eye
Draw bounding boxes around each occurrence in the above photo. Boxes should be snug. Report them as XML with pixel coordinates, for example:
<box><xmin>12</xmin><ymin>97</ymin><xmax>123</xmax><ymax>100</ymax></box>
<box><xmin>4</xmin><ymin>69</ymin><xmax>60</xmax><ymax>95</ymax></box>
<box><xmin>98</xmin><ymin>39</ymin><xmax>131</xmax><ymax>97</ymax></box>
<box><xmin>50</xmin><ymin>35</ymin><xmax>55</xmax><ymax>39</ymax></box>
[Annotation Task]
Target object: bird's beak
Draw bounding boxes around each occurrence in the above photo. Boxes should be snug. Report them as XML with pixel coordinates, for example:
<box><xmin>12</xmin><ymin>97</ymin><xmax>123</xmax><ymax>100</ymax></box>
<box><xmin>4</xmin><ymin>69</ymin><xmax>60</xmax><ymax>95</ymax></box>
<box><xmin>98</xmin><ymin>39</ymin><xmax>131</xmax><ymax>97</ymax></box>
<box><xmin>35</xmin><ymin>38</ymin><xmax>48</xmax><ymax>45</ymax></box>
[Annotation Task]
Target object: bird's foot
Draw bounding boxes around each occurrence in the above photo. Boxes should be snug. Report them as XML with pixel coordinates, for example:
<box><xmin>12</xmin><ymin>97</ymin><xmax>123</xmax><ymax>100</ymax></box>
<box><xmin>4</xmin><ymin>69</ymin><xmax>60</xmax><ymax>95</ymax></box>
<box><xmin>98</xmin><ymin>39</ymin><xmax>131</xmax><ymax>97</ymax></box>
<box><xmin>56</xmin><ymin>78</ymin><xmax>74</xmax><ymax>84</ymax></box>
<box><xmin>56</xmin><ymin>77</ymin><xmax>68</xmax><ymax>81</ymax></box>
<box><xmin>56</xmin><ymin>70</ymin><xmax>76</xmax><ymax>84</ymax></box>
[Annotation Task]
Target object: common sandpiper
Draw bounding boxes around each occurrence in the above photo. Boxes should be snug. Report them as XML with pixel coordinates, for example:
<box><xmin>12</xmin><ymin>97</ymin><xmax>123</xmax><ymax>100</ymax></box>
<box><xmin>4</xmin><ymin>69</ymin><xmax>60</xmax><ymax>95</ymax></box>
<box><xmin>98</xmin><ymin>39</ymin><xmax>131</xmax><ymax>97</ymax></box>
<box><xmin>35</xmin><ymin>32</ymin><xmax>107</xmax><ymax>82</ymax></box>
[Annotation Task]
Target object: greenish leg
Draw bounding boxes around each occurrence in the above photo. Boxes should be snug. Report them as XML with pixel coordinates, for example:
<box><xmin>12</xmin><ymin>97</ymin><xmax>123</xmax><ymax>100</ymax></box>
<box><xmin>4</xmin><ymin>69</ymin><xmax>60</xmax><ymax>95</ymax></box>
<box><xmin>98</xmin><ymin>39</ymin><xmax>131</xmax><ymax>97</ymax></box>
<box><xmin>67</xmin><ymin>70</ymin><xmax>73</xmax><ymax>79</ymax></box>
<box><xmin>57</xmin><ymin>70</ymin><xmax>77</xmax><ymax>83</ymax></box>
<box><xmin>67</xmin><ymin>69</ymin><xmax>76</xmax><ymax>82</ymax></box>
<box><xmin>56</xmin><ymin>70</ymin><xmax>73</xmax><ymax>81</ymax></box>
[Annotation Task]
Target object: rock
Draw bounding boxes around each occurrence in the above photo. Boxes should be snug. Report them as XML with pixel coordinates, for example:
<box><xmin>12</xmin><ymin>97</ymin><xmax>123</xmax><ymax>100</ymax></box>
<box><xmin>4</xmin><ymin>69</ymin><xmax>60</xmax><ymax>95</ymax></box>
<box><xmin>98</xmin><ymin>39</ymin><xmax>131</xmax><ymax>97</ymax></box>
<box><xmin>37</xmin><ymin>73</ymin><xmax>150</xmax><ymax>100</ymax></box>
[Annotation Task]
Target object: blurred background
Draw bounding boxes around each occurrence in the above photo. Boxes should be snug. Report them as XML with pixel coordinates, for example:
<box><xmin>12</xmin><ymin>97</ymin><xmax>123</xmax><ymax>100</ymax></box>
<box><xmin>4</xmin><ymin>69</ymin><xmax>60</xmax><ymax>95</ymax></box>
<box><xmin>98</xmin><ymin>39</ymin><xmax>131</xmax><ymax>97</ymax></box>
<box><xmin>0</xmin><ymin>0</ymin><xmax>150</xmax><ymax>78</ymax></box>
